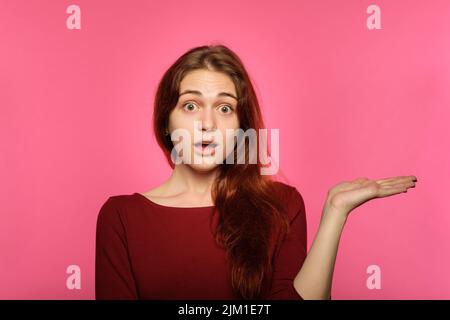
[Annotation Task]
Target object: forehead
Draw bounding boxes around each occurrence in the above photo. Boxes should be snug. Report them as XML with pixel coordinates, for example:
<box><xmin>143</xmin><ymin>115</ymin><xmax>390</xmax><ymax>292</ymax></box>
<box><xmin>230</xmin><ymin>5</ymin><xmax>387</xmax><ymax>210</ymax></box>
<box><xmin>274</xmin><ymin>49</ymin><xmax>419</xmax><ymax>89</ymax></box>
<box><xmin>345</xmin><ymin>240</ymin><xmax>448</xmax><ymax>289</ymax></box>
<box><xmin>179</xmin><ymin>69</ymin><xmax>237</xmax><ymax>96</ymax></box>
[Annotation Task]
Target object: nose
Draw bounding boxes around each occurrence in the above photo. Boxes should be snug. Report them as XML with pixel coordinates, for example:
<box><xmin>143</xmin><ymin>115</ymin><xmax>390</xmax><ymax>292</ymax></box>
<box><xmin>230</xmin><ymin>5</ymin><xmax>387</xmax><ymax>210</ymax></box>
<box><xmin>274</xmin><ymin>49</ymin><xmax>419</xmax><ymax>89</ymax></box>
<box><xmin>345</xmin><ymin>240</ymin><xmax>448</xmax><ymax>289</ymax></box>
<box><xmin>199</xmin><ymin>108</ymin><xmax>216</xmax><ymax>133</ymax></box>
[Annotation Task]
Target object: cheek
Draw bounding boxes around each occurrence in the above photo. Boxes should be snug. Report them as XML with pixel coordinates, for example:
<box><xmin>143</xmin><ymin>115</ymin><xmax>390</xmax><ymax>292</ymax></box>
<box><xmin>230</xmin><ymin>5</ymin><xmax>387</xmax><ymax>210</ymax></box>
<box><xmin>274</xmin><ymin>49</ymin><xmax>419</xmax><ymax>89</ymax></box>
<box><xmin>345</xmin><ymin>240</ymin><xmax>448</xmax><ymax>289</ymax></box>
<box><xmin>220</xmin><ymin>115</ymin><xmax>239</xmax><ymax>130</ymax></box>
<box><xmin>223</xmin><ymin>134</ymin><xmax>236</xmax><ymax>150</ymax></box>
<box><xmin>168</xmin><ymin>111</ymin><xmax>194</xmax><ymax>131</ymax></box>
<box><xmin>219</xmin><ymin>116</ymin><xmax>239</xmax><ymax>138</ymax></box>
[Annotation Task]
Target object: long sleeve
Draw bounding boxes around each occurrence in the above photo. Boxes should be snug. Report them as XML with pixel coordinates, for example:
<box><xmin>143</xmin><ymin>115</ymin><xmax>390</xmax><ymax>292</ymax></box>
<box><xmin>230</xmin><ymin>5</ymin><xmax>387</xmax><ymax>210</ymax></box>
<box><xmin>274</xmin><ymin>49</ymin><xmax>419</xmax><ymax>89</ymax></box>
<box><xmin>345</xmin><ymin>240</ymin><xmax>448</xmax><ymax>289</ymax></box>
<box><xmin>265</xmin><ymin>187</ymin><xmax>307</xmax><ymax>300</ymax></box>
<box><xmin>95</xmin><ymin>197</ymin><xmax>139</xmax><ymax>299</ymax></box>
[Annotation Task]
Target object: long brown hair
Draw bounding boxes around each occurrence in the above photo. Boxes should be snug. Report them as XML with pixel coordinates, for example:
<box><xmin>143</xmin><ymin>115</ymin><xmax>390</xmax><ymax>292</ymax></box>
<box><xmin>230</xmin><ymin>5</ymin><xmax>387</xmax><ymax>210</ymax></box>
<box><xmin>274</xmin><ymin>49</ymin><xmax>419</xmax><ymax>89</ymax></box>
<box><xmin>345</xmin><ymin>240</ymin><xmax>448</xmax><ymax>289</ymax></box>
<box><xmin>152</xmin><ymin>43</ymin><xmax>291</xmax><ymax>299</ymax></box>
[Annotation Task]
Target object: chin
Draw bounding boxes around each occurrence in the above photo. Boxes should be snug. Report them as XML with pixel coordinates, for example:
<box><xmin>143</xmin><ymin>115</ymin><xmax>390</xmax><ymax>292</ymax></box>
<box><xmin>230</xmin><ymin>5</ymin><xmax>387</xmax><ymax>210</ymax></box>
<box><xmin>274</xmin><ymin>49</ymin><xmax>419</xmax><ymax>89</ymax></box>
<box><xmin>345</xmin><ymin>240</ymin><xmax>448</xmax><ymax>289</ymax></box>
<box><xmin>187</xmin><ymin>162</ymin><xmax>221</xmax><ymax>172</ymax></box>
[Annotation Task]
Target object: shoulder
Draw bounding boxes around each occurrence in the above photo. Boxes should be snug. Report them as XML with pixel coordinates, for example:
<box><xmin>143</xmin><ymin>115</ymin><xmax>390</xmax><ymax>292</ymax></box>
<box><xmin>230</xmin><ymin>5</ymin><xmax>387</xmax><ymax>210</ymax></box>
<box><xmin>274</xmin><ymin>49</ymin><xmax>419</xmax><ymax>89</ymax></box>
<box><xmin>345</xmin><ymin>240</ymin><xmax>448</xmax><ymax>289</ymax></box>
<box><xmin>98</xmin><ymin>194</ymin><xmax>133</xmax><ymax>213</ymax></box>
<box><xmin>272</xmin><ymin>181</ymin><xmax>305</xmax><ymax>208</ymax></box>
<box><xmin>271</xmin><ymin>181</ymin><xmax>306</xmax><ymax>222</ymax></box>
<box><xmin>96</xmin><ymin>193</ymin><xmax>137</xmax><ymax>226</ymax></box>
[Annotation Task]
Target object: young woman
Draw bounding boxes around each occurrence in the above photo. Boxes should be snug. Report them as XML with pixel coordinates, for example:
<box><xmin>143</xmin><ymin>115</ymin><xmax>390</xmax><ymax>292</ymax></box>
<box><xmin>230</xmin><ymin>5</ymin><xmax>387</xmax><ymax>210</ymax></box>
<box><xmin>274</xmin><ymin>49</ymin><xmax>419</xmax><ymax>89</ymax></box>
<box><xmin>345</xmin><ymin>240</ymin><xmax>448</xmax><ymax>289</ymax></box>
<box><xmin>95</xmin><ymin>44</ymin><xmax>417</xmax><ymax>300</ymax></box>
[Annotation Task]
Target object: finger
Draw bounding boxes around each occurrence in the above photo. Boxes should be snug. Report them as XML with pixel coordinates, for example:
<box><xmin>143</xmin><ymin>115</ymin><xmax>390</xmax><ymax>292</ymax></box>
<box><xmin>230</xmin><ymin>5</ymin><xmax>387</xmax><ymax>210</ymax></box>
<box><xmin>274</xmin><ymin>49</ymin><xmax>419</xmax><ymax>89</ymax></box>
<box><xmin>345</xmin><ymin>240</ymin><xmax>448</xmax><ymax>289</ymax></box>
<box><xmin>376</xmin><ymin>175</ymin><xmax>417</xmax><ymax>185</ymax></box>
<box><xmin>378</xmin><ymin>183</ymin><xmax>415</xmax><ymax>197</ymax></box>
<box><xmin>377</xmin><ymin>187</ymin><xmax>409</xmax><ymax>198</ymax></box>
<box><xmin>381</xmin><ymin>180</ymin><xmax>414</xmax><ymax>187</ymax></box>
<box><xmin>376</xmin><ymin>175</ymin><xmax>412</xmax><ymax>184</ymax></box>
<box><xmin>376</xmin><ymin>177</ymin><xmax>399</xmax><ymax>184</ymax></box>
<box><xmin>381</xmin><ymin>181</ymin><xmax>416</xmax><ymax>190</ymax></box>
<box><xmin>378</xmin><ymin>188</ymin><xmax>405</xmax><ymax>198</ymax></box>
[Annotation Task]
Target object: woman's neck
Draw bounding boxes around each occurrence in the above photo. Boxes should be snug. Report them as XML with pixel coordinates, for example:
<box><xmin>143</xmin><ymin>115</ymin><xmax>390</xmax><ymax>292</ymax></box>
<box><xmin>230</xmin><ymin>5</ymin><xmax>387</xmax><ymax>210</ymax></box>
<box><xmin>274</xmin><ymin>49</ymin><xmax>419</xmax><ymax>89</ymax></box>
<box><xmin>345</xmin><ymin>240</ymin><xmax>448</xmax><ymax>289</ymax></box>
<box><xmin>164</xmin><ymin>164</ymin><xmax>220</xmax><ymax>200</ymax></box>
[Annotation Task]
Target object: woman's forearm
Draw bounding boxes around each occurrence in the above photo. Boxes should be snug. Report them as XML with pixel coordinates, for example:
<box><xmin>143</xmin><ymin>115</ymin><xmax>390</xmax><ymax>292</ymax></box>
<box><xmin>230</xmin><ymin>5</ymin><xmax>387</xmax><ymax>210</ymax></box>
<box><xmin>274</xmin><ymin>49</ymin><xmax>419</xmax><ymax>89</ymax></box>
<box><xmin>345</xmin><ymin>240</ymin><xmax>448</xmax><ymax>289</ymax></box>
<box><xmin>292</xmin><ymin>175</ymin><xmax>417</xmax><ymax>299</ymax></box>
<box><xmin>293</xmin><ymin>205</ymin><xmax>348</xmax><ymax>300</ymax></box>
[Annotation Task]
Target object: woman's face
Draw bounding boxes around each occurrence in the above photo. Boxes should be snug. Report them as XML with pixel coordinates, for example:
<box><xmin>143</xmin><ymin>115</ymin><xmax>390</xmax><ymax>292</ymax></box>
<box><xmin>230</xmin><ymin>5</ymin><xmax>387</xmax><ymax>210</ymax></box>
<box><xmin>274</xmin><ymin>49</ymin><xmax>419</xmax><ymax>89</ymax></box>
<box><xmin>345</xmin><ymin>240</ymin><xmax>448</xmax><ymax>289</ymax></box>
<box><xmin>168</xmin><ymin>69</ymin><xmax>240</xmax><ymax>172</ymax></box>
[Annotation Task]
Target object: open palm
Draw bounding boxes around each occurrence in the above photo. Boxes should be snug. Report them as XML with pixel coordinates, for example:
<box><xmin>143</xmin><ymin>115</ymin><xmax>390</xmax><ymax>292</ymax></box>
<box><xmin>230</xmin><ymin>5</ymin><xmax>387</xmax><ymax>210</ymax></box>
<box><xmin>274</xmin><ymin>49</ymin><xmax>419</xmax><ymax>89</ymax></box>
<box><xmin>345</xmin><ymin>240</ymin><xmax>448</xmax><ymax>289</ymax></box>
<box><xmin>326</xmin><ymin>175</ymin><xmax>418</xmax><ymax>216</ymax></box>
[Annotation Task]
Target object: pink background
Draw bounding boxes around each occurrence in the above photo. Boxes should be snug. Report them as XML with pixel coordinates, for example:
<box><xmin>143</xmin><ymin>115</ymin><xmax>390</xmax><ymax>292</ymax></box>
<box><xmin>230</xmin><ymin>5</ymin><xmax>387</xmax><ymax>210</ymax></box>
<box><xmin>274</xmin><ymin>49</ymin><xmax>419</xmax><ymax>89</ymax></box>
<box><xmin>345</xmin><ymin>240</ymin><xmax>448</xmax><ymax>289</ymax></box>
<box><xmin>1</xmin><ymin>0</ymin><xmax>449</xmax><ymax>299</ymax></box>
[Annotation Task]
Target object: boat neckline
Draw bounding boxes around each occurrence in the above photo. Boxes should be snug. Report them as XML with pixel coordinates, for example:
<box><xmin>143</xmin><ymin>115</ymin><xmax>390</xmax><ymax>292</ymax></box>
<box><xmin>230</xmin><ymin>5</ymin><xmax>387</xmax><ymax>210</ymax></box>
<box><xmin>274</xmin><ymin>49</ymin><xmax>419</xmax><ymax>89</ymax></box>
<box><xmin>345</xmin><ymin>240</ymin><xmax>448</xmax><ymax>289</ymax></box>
<box><xmin>133</xmin><ymin>192</ymin><xmax>216</xmax><ymax>210</ymax></box>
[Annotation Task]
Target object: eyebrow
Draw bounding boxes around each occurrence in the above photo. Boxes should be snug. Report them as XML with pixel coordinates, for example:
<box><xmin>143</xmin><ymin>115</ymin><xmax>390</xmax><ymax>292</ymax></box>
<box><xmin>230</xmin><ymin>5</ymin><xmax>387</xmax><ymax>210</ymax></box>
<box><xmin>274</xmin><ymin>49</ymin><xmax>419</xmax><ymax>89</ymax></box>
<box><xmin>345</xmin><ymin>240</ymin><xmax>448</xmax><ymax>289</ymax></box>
<box><xmin>178</xmin><ymin>89</ymin><xmax>238</xmax><ymax>101</ymax></box>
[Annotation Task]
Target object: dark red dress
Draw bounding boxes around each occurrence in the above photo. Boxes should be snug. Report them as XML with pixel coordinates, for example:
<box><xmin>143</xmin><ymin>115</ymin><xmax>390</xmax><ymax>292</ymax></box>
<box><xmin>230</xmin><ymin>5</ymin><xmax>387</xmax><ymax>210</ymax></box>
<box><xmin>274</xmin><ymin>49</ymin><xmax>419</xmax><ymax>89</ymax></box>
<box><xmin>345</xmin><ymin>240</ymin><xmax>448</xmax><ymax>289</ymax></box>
<box><xmin>95</xmin><ymin>182</ymin><xmax>307</xmax><ymax>299</ymax></box>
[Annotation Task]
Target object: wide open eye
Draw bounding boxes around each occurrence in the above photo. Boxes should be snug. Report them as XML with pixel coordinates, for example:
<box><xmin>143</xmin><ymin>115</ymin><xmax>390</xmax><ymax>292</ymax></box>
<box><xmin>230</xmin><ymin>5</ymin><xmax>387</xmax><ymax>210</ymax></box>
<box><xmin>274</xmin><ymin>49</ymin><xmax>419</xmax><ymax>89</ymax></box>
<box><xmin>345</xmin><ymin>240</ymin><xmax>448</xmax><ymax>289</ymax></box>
<box><xmin>219</xmin><ymin>105</ymin><xmax>233</xmax><ymax>114</ymax></box>
<box><xmin>182</xmin><ymin>102</ymin><xmax>198</xmax><ymax>112</ymax></box>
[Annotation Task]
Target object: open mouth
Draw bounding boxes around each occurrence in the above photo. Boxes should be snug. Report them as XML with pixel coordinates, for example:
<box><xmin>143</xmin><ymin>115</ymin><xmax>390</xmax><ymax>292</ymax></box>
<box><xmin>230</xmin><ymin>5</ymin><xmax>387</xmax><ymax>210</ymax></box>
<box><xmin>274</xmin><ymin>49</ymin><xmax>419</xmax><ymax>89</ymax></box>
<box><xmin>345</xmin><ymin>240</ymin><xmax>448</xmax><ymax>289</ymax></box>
<box><xmin>194</xmin><ymin>141</ymin><xmax>217</xmax><ymax>155</ymax></box>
